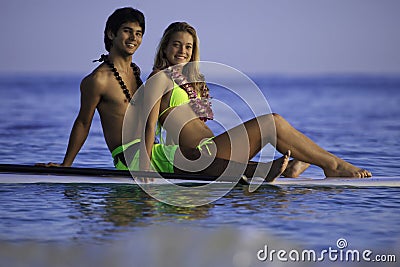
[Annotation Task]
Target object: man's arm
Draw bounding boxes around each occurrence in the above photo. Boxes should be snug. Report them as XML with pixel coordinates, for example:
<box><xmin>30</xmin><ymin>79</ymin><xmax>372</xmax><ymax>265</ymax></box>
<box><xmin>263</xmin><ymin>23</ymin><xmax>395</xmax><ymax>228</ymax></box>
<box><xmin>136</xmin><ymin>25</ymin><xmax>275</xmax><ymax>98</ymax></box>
<box><xmin>61</xmin><ymin>76</ymin><xmax>103</xmax><ymax>166</ymax></box>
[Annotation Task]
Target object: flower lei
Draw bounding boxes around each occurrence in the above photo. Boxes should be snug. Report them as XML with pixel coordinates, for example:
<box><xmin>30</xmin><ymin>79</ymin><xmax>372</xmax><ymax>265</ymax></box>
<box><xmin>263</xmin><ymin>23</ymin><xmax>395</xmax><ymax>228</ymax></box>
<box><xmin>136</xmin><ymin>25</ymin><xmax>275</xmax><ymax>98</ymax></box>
<box><xmin>165</xmin><ymin>67</ymin><xmax>214</xmax><ymax>121</ymax></box>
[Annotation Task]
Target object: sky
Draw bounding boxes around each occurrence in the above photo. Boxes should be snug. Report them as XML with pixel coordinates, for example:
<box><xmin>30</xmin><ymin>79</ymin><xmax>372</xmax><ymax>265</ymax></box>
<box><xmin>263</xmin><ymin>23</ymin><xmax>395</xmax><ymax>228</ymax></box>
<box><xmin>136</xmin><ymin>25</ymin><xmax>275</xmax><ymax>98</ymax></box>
<box><xmin>1</xmin><ymin>0</ymin><xmax>400</xmax><ymax>76</ymax></box>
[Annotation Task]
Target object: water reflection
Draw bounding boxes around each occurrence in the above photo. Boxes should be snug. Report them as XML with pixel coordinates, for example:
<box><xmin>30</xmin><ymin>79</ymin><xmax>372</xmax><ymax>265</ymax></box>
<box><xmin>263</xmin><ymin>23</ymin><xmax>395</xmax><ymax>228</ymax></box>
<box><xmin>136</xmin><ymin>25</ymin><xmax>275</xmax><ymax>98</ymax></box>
<box><xmin>62</xmin><ymin>184</ymin><xmax>352</xmax><ymax>234</ymax></box>
<box><xmin>0</xmin><ymin>182</ymin><xmax>399</xmax><ymax>250</ymax></box>
<box><xmin>63</xmin><ymin>185</ymin><xmax>215</xmax><ymax>231</ymax></box>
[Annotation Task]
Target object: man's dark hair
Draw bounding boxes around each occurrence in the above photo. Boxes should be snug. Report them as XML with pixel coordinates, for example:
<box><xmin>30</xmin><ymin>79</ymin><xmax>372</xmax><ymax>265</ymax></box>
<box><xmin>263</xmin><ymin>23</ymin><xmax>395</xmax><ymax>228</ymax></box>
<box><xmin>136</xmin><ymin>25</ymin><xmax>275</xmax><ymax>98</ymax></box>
<box><xmin>104</xmin><ymin>7</ymin><xmax>145</xmax><ymax>52</ymax></box>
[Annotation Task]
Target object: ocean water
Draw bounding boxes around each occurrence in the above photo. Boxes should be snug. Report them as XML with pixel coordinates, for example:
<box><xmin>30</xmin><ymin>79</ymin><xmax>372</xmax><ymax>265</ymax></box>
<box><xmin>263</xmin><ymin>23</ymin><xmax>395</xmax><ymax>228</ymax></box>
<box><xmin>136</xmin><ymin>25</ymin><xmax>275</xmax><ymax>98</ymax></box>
<box><xmin>0</xmin><ymin>74</ymin><xmax>399</xmax><ymax>266</ymax></box>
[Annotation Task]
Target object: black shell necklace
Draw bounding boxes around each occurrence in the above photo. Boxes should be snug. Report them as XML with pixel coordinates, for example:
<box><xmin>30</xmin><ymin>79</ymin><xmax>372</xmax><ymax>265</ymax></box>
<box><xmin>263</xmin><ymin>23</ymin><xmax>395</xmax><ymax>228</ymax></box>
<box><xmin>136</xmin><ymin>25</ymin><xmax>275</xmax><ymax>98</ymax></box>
<box><xmin>94</xmin><ymin>54</ymin><xmax>143</xmax><ymax>103</ymax></box>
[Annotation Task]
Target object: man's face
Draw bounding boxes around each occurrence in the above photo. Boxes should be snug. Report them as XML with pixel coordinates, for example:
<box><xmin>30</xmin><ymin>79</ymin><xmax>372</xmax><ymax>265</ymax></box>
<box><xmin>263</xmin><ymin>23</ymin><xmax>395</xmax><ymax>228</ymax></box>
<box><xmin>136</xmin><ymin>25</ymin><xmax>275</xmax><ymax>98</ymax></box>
<box><xmin>111</xmin><ymin>21</ymin><xmax>143</xmax><ymax>55</ymax></box>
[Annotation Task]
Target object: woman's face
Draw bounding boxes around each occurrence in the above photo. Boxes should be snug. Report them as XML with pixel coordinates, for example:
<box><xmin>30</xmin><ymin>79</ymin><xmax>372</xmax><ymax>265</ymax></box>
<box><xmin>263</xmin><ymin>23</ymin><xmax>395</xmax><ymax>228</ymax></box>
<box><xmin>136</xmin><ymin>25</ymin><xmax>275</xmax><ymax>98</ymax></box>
<box><xmin>164</xmin><ymin>31</ymin><xmax>194</xmax><ymax>66</ymax></box>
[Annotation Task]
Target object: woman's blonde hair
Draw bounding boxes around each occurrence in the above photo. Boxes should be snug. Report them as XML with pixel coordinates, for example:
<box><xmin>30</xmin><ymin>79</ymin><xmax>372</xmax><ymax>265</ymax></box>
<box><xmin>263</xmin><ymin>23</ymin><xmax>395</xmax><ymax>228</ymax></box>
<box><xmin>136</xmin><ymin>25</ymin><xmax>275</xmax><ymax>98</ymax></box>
<box><xmin>154</xmin><ymin>22</ymin><xmax>205</xmax><ymax>89</ymax></box>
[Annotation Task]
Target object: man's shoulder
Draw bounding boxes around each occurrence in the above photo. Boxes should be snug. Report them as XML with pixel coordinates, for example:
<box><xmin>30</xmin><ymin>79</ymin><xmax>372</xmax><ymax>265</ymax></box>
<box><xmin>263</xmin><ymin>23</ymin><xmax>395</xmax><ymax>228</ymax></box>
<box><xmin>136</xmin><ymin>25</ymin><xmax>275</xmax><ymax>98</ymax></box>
<box><xmin>81</xmin><ymin>64</ymin><xmax>111</xmax><ymax>91</ymax></box>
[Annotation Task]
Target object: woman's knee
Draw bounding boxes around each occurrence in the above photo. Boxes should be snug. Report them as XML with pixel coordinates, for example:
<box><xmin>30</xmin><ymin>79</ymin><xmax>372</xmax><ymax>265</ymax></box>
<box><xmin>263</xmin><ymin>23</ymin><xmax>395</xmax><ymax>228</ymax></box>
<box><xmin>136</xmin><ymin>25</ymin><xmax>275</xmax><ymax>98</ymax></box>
<box><xmin>271</xmin><ymin>113</ymin><xmax>286</xmax><ymax>127</ymax></box>
<box><xmin>258</xmin><ymin>113</ymin><xmax>279</xmax><ymax>126</ymax></box>
<box><xmin>272</xmin><ymin>112</ymin><xmax>282</xmax><ymax>121</ymax></box>
<box><xmin>271</xmin><ymin>113</ymin><xmax>291</xmax><ymax>134</ymax></box>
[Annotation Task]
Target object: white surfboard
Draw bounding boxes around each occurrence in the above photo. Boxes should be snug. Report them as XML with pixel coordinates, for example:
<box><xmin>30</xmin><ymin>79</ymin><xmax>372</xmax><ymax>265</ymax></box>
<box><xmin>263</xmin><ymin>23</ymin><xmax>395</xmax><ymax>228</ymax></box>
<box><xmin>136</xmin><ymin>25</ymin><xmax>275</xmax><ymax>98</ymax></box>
<box><xmin>0</xmin><ymin>172</ymin><xmax>398</xmax><ymax>187</ymax></box>
<box><xmin>272</xmin><ymin>177</ymin><xmax>400</xmax><ymax>187</ymax></box>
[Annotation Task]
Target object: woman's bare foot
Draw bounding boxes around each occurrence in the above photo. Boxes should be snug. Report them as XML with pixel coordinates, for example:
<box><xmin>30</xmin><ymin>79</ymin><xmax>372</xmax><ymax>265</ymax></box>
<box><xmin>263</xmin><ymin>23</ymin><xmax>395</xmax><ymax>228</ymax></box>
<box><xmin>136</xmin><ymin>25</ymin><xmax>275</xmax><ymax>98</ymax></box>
<box><xmin>324</xmin><ymin>160</ymin><xmax>372</xmax><ymax>178</ymax></box>
<box><xmin>265</xmin><ymin>150</ymin><xmax>291</xmax><ymax>182</ymax></box>
<box><xmin>282</xmin><ymin>160</ymin><xmax>310</xmax><ymax>178</ymax></box>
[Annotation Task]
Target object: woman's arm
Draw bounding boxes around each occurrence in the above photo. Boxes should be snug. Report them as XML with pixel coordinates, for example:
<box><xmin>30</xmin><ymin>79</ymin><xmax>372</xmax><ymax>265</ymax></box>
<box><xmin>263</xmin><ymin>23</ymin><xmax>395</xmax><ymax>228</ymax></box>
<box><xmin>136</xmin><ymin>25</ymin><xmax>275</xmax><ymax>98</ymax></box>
<box><xmin>139</xmin><ymin>70</ymin><xmax>170</xmax><ymax>171</ymax></box>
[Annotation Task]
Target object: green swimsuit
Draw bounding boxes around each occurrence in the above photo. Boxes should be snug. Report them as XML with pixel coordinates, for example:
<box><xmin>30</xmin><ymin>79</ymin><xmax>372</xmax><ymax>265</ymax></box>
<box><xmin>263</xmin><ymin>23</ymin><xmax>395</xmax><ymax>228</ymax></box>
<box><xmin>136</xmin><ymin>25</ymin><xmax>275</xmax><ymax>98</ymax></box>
<box><xmin>112</xmin><ymin>138</ymin><xmax>178</xmax><ymax>173</ymax></box>
<box><xmin>112</xmin><ymin>81</ymin><xmax>190</xmax><ymax>173</ymax></box>
<box><xmin>113</xmin><ymin>80</ymin><xmax>214</xmax><ymax>172</ymax></box>
<box><xmin>159</xmin><ymin>81</ymin><xmax>190</xmax><ymax>118</ymax></box>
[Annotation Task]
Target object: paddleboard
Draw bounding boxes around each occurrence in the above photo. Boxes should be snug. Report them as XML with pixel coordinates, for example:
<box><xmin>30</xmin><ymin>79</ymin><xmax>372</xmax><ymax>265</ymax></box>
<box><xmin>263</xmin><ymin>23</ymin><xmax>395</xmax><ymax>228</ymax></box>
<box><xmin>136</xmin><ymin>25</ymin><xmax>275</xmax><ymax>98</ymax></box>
<box><xmin>272</xmin><ymin>177</ymin><xmax>400</xmax><ymax>187</ymax></box>
<box><xmin>0</xmin><ymin>164</ymin><xmax>399</xmax><ymax>187</ymax></box>
<box><xmin>0</xmin><ymin>164</ymin><xmax>244</xmax><ymax>185</ymax></box>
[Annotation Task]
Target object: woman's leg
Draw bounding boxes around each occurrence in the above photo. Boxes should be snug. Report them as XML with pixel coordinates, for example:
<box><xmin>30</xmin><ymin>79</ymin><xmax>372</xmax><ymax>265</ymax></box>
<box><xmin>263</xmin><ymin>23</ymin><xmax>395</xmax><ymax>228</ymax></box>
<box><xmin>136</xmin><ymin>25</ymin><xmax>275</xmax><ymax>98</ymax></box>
<box><xmin>282</xmin><ymin>160</ymin><xmax>310</xmax><ymax>178</ymax></box>
<box><xmin>272</xmin><ymin>113</ymin><xmax>371</xmax><ymax>177</ymax></box>
<box><xmin>174</xmin><ymin>147</ymin><xmax>290</xmax><ymax>182</ymax></box>
<box><xmin>211</xmin><ymin>113</ymin><xmax>371</xmax><ymax>178</ymax></box>
<box><xmin>249</xmin><ymin>159</ymin><xmax>310</xmax><ymax>178</ymax></box>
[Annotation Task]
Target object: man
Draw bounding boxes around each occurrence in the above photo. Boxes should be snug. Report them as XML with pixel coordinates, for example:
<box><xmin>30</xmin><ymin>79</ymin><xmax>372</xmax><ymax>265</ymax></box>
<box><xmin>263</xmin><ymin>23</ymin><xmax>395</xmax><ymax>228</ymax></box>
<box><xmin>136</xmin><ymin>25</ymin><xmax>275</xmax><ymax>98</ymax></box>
<box><xmin>44</xmin><ymin>7</ymin><xmax>145</xmax><ymax>167</ymax></box>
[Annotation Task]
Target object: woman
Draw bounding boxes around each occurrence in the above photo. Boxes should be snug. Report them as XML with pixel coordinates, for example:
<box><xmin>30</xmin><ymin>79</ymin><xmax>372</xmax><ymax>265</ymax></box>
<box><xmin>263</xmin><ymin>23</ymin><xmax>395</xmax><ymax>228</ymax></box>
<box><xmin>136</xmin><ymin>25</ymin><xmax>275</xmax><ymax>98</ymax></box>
<box><xmin>140</xmin><ymin>22</ymin><xmax>371</xmax><ymax>178</ymax></box>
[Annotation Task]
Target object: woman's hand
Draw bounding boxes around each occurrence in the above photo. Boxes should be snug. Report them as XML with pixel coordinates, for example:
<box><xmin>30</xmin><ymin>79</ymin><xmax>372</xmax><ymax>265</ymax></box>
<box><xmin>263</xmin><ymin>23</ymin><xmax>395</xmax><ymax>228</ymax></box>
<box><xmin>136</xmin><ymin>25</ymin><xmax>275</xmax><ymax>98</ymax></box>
<box><xmin>35</xmin><ymin>162</ymin><xmax>62</xmax><ymax>167</ymax></box>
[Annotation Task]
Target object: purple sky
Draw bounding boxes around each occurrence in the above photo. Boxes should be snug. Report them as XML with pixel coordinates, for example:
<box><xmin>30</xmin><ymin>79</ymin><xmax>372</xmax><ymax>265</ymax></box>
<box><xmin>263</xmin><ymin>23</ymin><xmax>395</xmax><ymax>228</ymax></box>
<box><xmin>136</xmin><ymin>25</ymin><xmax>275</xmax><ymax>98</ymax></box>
<box><xmin>1</xmin><ymin>0</ymin><xmax>400</xmax><ymax>75</ymax></box>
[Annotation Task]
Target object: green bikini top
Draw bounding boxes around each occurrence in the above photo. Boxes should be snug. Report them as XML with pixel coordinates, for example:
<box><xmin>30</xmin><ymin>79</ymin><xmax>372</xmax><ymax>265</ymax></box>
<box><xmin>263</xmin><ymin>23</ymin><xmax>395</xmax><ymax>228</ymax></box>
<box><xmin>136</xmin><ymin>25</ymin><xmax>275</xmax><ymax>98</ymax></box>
<box><xmin>157</xmin><ymin>81</ymin><xmax>190</xmax><ymax>144</ymax></box>
<box><xmin>156</xmin><ymin>69</ymin><xmax>213</xmax><ymax>144</ymax></box>
<box><xmin>158</xmin><ymin>81</ymin><xmax>190</xmax><ymax>118</ymax></box>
